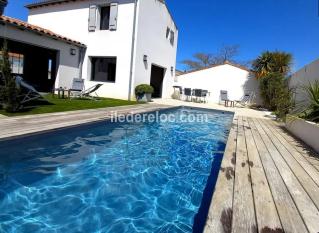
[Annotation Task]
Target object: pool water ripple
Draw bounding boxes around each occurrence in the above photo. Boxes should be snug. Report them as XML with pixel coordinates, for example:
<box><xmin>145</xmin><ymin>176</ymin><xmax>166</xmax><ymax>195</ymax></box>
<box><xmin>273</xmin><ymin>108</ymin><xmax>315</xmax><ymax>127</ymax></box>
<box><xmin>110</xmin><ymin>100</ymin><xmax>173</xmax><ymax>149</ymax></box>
<box><xmin>0</xmin><ymin>107</ymin><xmax>233</xmax><ymax>233</ymax></box>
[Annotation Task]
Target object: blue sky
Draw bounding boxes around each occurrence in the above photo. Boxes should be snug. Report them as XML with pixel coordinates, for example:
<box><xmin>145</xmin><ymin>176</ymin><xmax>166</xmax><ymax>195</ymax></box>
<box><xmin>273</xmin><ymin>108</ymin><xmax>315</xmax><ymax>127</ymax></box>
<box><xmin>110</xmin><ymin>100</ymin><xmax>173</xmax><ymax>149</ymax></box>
<box><xmin>4</xmin><ymin>0</ymin><xmax>319</xmax><ymax>71</ymax></box>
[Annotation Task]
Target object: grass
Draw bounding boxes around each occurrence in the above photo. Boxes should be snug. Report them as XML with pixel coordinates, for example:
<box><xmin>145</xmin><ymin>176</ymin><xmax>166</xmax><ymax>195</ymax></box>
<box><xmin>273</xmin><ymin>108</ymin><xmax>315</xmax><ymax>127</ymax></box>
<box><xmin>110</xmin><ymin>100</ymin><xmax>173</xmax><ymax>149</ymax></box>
<box><xmin>0</xmin><ymin>95</ymin><xmax>140</xmax><ymax>117</ymax></box>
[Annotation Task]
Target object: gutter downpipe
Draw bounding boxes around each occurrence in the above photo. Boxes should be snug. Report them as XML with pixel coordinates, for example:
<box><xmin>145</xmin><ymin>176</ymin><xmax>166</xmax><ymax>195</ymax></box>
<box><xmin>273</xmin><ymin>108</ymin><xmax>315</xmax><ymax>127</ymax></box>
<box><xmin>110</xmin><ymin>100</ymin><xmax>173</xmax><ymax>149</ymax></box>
<box><xmin>128</xmin><ymin>0</ymin><xmax>138</xmax><ymax>101</ymax></box>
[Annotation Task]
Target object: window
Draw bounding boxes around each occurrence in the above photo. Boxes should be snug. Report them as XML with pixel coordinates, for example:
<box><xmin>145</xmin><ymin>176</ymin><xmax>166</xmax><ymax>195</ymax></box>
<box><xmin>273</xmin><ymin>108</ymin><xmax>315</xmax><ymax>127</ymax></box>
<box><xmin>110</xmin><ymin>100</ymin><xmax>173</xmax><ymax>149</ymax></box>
<box><xmin>91</xmin><ymin>57</ymin><xmax>117</xmax><ymax>82</ymax></box>
<box><xmin>166</xmin><ymin>27</ymin><xmax>170</xmax><ymax>38</ymax></box>
<box><xmin>48</xmin><ymin>59</ymin><xmax>52</xmax><ymax>80</ymax></box>
<box><xmin>0</xmin><ymin>52</ymin><xmax>24</xmax><ymax>74</ymax></box>
<box><xmin>100</xmin><ymin>6</ymin><xmax>110</xmax><ymax>30</ymax></box>
<box><xmin>170</xmin><ymin>30</ymin><xmax>175</xmax><ymax>46</ymax></box>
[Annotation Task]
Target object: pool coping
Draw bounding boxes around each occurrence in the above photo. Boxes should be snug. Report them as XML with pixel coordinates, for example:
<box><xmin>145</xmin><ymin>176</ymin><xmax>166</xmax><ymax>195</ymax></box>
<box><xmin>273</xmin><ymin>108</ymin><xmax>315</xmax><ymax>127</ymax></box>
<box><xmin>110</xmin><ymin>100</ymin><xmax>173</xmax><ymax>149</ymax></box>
<box><xmin>0</xmin><ymin>104</ymin><xmax>174</xmax><ymax>141</ymax></box>
<box><xmin>0</xmin><ymin>104</ymin><xmax>234</xmax><ymax>141</ymax></box>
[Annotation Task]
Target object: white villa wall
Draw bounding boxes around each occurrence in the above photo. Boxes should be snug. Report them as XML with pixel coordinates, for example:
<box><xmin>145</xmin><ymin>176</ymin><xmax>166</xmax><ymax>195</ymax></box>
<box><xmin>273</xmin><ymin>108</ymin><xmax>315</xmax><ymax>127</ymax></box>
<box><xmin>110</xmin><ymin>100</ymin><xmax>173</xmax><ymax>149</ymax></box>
<box><xmin>28</xmin><ymin>0</ymin><xmax>178</xmax><ymax>100</ymax></box>
<box><xmin>28</xmin><ymin>0</ymin><xmax>136</xmax><ymax>100</ymax></box>
<box><xmin>0</xmin><ymin>23</ymin><xmax>80</xmax><ymax>89</ymax></box>
<box><xmin>176</xmin><ymin>64</ymin><xmax>260</xmax><ymax>104</ymax></box>
<box><xmin>132</xmin><ymin>0</ymin><xmax>178</xmax><ymax>99</ymax></box>
<box><xmin>289</xmin><ymin>59</ymin><xmax>319</xmax><ymax>105</ymax></box>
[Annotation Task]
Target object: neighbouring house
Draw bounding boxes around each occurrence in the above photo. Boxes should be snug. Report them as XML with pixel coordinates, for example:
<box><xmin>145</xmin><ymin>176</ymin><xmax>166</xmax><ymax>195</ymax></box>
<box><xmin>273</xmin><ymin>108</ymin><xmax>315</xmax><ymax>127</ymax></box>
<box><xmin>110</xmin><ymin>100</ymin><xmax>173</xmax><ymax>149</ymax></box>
<box><xmin>23</xmin><ymin>0</ymin><xmax>178</xmax><ymax>100</ymax></box>
<box><xmin>0</xmin><ymin>15</ymin><xmax>85</xmax><ymax>93</ymax></box>
<box><xmin>175</xmin><ymin>61</ymin><xmax>261</xmax><ymax>104</ymax></box>
<box><xmin>289</xmin><ymin>58</ymin><xmax>319</xmax><ymax>105</ymax></box>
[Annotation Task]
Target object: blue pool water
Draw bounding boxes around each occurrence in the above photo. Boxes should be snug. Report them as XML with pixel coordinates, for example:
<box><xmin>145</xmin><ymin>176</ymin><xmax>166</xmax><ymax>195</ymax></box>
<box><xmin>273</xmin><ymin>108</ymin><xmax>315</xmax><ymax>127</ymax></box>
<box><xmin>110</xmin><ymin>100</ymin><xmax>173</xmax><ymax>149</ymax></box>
<box><xmin>0</xmin><ymin>107</ymin><xmax>233</xmax><ymax>233</ymax></box>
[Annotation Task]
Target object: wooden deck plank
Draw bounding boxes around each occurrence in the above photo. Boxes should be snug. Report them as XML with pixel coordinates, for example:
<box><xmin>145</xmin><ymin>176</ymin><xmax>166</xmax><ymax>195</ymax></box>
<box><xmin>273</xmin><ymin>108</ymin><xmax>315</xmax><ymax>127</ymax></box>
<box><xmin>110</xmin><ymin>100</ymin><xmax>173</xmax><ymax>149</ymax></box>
<box><xmin>204</xmin><ymin>117</ymin><xmax>238</xmax><ymax>233</ymax></box>
<box><xmin>252</xmin><ymin>118</ymin><xmax>319</xmax><ymax>233</ymax></box>
<box><xmin>248</xmin><ymin>118</ymin><xmax>308</xmax><ymax>233</ymax></box>
<box><xmin>261</xmin><ymin>119</ymin><xmax>319</xmax><ymax>188</ymax></box>
<box><xmin>242</xmin><ymin>117</ymin><xmax>282</xmax><ymax>232</ymax></box>
<box><xmin>231</xmin><ymin>117</ymin><xmax>257</xmax><ymax>233</ymax></box>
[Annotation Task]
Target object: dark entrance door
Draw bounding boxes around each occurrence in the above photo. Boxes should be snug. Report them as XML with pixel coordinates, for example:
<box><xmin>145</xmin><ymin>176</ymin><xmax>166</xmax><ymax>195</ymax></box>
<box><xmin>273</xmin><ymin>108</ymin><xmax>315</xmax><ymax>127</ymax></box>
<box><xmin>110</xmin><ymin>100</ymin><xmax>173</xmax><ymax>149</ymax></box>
<box><xmin>150</xmin><ymin>65</ymin><xmax>165</xmax><ymax>98</ymax></box>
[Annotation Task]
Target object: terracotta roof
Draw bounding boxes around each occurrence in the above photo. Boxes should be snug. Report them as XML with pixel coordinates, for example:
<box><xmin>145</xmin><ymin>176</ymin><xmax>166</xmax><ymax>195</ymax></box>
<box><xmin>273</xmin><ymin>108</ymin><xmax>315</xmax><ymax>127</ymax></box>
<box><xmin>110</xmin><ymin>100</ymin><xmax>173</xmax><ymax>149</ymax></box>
<box><xmin>0</xmin><ymin>15</ymin><xmax>85</xmax><ymax>47</ymax></box>
<box><xmin>181</xmin><ymin>61</ymin><xmax>251</xmax><ymax>75</ymax></box>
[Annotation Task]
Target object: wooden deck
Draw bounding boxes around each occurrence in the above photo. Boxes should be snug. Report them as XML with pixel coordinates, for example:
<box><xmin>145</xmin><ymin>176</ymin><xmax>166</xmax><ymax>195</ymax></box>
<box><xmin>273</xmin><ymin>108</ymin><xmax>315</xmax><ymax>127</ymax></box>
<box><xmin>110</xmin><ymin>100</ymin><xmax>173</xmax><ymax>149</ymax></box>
<box><xmin>0</xmin><ymin>104</ymin><xmax>172</xmax><ymax>140</ymax></box>
<box><xmin>204</xmin><ymin>116</ymin><xmax>319</xmax><ymax>233</ymax></box>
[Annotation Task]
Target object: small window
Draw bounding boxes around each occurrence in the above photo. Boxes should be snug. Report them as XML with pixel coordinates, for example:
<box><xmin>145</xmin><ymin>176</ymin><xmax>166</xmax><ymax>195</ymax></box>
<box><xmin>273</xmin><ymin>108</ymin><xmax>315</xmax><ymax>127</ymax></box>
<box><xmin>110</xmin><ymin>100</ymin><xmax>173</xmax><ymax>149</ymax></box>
<box><xmin>0</xmin><ymin>52</ymin><xmax>24</xmax><ymax>74</ymax></box>
<box><xmin>100</xmin><ymin>6</ymin><xmax>110</xmax><ymax>30</ymax></box>
<box><xmin>91</xmin><ymin>57</ymin><xmax>117</xmax><ymax>82</ymax></box>
<box><xmin>166</xmin><ymin>27</ymin><xmax>170</xmax><ymax>38</ymax></box>
<box><xmin>48</xmin><ymin>59</ymin><xmax>52</xmax><ymax>80</ymax></box>
<box><xmin>170</xmin><ymin>30</ymin><xmax>175</xmax><ymax>46</ymax></box>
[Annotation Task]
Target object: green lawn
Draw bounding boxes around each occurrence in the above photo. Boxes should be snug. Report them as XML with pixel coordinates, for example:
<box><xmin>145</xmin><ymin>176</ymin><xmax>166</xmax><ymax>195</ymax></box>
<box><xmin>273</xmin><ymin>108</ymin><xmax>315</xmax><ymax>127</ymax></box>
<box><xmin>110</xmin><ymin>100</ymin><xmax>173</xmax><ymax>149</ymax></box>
<box><xmin>0</xmin><ymin>95</ymin><xmax>140</xmax><ymax>117</ymax></box>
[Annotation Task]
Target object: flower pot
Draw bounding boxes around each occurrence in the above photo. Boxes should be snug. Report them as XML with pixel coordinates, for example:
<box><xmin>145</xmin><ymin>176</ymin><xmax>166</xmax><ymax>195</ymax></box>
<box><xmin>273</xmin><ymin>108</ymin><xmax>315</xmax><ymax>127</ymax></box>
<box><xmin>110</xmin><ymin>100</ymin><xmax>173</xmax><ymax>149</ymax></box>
<box><xmin>136</xmin><ymin>93</ymin><xmax>152</xmax><ymax>102</ymax></box>
<box><xmin>145</xmin><ymin>93</ymin><xmax>152</xmax><ymax>102</ymax></box>
<box><xmin>0</xmin><ymin>0</ymin><xmax>7</xmax><ymax>15</ymax></box>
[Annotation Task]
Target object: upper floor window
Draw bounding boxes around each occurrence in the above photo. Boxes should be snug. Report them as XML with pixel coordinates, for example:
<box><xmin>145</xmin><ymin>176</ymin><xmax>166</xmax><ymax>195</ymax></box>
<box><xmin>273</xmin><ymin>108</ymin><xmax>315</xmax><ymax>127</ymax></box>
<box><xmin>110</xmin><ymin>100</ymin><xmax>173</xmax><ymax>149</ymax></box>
<box><xmin>88</xmin><ymin>3</ymin><xmax>118</xmax><ymax>32</ymax></box>
<box><xmin>100</xmin><ymin>6</ymin><xmax>110</xmax><ymax>30</ymax></box>
<box><xmin>170</xmin><ymin>30</ymin><xmax>175</xmax><ymax>46</ymax></box>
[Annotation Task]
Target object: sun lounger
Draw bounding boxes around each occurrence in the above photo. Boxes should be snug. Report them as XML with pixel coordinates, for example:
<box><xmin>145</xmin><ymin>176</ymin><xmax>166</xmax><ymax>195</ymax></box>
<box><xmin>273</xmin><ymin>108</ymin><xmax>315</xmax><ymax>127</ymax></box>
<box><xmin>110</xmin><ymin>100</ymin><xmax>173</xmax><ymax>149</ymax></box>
<box><xmin>15</xmin><ymin>76</ymin><xmax>43</xmax><ymax>106</ymax></box>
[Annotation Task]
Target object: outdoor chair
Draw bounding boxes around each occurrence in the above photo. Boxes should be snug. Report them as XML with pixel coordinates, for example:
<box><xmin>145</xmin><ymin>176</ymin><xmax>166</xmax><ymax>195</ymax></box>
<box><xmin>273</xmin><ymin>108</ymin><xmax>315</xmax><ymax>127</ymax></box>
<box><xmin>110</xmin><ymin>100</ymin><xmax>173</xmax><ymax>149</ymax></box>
<box><xmin>220</xmin><ymin>90</ymin><xmax>229</xmax><ymax>103</ymax></box>
<box><xmin>68</xmin><ymin>78</ymin><xmax>85</xmax><ymax>97</ymax></box>
<box><xmin>235</xmin><ymin>93</ymin><xmax>254</xmax><ymax>107</ymax></box>
<box><xmin>184</xmin><ymin>88</ymin><xmax>192</xmax><ymax>102</ymax></box>
<box><xmin>201</xmin><ymin>90</ymin><xmax>208</xmax><ymax>103</ymax></box>
<box><xmin>15</xmin><ymin>76</ymin><xmax>43</xmax><ymax>107</ymax></box>
<box><xmin>193</xmin><ymin>89</ymin><xmax>203</xmax><ymax>103</ymax></box>
<box><xmin>75</xmin><ymin>84</ymin><xmax>104</xmax><ymax>100</ymax></box>
<box><xmin>173</xmin><ymin>86</ymin><xmax>183</xmax><ymax>100</ymax></box>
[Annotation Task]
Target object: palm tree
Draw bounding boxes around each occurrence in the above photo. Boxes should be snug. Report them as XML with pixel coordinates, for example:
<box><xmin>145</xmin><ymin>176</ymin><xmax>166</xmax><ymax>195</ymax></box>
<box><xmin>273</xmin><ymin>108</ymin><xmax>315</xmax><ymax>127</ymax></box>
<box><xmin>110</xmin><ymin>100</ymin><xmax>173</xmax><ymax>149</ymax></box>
<box><xmin>252</xmin><ymin>51</ymin><xmax>292</xmax><ymax>79</ymax></box>
<box><xmin>252</xmin><ymin>51</ymin><xmax>273</xmax><ymax>79</ymax></box>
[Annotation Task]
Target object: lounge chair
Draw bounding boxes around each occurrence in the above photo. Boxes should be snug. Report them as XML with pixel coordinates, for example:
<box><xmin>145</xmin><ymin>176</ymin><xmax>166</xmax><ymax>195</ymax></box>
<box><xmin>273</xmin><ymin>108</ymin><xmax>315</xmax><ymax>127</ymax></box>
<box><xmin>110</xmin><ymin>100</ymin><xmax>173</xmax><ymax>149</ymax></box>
<box><xmin>235</xmin><ymin>93</ymin><xmax>254</xmax><ymax>107</ymax></box>
<box><xmin>68</xmin><ymin>78</ymin><xmax>103</xmax><ymax>100</ymax></box>
<box><xmin>71</xmin><ymin>83</ymin><xmax>103</xmax><ymax>100</ymax></box>
<box><xmin>81</xmin><ymin>84</ymin><xmax>103</xmax><ymax>99</ymax></box>
<box><xmin>15</xmin><ymin>76</ymin><xmax>43</xmax><ymax>106</ymax></box>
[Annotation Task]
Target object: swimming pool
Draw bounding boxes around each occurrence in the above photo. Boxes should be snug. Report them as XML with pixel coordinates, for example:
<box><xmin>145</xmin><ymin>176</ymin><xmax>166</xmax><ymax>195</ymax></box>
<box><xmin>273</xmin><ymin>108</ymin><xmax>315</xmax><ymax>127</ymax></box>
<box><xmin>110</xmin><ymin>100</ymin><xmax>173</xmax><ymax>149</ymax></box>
<box><xmin>0</xmin><ymin>107</ymin><xmax>233</xmax><ymax>233</ymax></box>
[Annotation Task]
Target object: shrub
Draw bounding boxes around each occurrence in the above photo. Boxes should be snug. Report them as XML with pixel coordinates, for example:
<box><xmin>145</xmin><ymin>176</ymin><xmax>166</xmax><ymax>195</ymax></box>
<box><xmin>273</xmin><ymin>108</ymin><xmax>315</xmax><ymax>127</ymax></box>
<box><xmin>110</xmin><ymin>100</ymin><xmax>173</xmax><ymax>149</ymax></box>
<box><xmin>135</xmin><ymin>84</ymin><xmax>154</xmax><ymax>96</ymax></box>
<box><xmin>298</xmin><ymin>81</ymin><xmax>319</xmax><ymax>123</ymax></box>
<box><xmin>0</xmin><ymin>41</ymin><xmax>20</xmax><ymax>112</ymax></box>
<box><xmin>259</xmin><ymin>72</ymin><xmax>294</xmax><ymax>119</ymax></box>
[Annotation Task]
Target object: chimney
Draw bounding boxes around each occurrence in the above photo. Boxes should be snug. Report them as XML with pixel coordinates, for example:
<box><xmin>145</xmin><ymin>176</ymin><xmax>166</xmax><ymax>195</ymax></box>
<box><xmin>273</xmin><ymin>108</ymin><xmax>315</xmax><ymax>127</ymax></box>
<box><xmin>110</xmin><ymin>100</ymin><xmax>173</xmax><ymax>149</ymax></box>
<box><xmin>0</xmin><ymin>0</ymin><xmax>8</xmax><ymax>16</ymax></box>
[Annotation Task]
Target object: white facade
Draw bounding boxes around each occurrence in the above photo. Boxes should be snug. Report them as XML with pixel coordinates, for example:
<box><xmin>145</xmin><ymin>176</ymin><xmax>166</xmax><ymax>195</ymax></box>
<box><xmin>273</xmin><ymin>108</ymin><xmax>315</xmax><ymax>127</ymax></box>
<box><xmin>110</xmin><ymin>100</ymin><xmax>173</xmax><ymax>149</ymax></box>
<box><xmin>28</xmin><ymin>0</ymin><xmax>178</xmax><ymax>100</ymax></box>
<box><xmin>289</xmin><ymin>59</ymin><xmax>319</xmax><ymax>104</ymax></box>
<box><xmin>0</xmin><ymin>21</ymin><xmax>82</xmax><ymax>90</ymax></box>
<box><xmin>176</xmin><ymin>63</ymin><xmax>261</xmax><ymax>104</ymax></box>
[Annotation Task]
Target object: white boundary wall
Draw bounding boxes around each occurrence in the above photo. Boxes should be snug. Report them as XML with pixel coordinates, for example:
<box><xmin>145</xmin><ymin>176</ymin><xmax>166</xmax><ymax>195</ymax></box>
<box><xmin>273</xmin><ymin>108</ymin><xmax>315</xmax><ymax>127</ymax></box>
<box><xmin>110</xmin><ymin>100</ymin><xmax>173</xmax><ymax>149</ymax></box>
<box><xmin>176</xmin><ymin>64</ymin><xmax>261</xmax><ymax>104</ymax></box>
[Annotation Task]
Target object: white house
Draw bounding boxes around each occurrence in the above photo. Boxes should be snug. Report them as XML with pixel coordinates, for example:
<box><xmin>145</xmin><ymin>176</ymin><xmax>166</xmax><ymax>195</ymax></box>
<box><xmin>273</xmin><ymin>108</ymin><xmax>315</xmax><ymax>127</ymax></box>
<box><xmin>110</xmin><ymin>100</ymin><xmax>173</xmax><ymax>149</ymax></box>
<box><xmin>289</xmin><ymin>58</ymin><xmax>319</xmax><ymax>105</ymax></box>
<box><xmin>175</xmin><ymin>62</ymin><xmax>261</xmax><ymax>104</ymax></box>
<box><xmin>0</xmin><ymin>15</ymin><xmax>85</xmax><ymax>93</ymax></box>
<box><xmin>26</xmin><ymin>0</ymin><xmax>178</xmax><ymax>100</ymax></box>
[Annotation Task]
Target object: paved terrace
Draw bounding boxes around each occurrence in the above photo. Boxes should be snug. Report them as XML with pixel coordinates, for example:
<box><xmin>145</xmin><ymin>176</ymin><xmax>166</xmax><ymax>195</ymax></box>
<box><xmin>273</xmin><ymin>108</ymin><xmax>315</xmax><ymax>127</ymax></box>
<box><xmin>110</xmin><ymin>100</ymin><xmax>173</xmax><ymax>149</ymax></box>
<box><xmin>1</xmin><ymin>101</ymin><xmax>319</xmax><ymax>232</ymax></box>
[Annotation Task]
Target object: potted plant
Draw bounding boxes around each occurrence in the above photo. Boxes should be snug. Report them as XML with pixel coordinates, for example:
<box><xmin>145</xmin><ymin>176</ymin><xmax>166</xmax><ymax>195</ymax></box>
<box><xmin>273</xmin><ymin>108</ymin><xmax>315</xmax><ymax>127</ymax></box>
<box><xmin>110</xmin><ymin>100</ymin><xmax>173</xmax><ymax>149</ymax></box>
<box><xmin>0</xmin><ymin>0</ymin><xmax>8</xmax><ymax>15</ymax></box>
<box><xmin>135</xmin><ymin>84</ymin><xmax>154</xmax><ymax>102</ymax></box>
